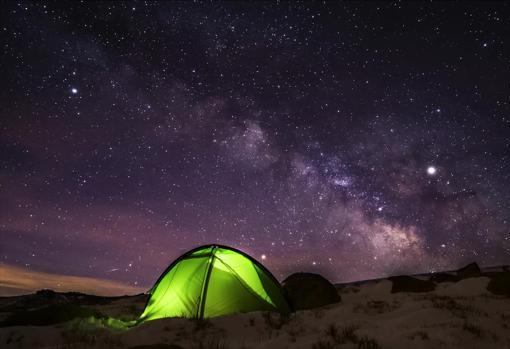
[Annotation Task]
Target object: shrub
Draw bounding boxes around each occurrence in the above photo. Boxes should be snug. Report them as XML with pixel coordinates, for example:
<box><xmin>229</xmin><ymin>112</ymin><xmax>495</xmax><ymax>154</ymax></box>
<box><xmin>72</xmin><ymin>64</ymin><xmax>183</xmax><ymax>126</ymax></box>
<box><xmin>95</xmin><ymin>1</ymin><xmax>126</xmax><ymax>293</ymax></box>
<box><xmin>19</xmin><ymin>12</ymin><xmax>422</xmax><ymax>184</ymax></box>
<box><xmin>324</xmin><ymin>323</ymin><xmax>359</xmax><ymax>344</ymax></box>
<box><xmin>262</xmin><ymin>311</ymin><xmax>290</xmax><ymax>330</ymax></box>
<box><xmin>409</xmin><ymin>330</ymin><xmax>429</xmax><ymax>340</ymax></box>
<box><xmin>2</xmin><ymin>304</ymin><xmax>97</xmax><ymax>326</ymax></box>
<box><xmin>353</xmin><ymin>300</ymin><xmax>395</xmax><ymax>314</ymax></box>
<box><xmin>312</xmin><ymin>339</ymin><xmax>335</xmax><ymax>349</ymax></box>
<box><xmin>128</xmin><ymin>345</ymin><xmax>184</xmax><ymax>349</ymax></box>
<box><xmin>357</xmin><ymin>337</ymin><xmax>381</xmax><ymax>349</ymax></box>
<box><xmin>429</xmin><ymin>295</ymin><xmax>485</xmax><ymax>318</ymax></box>
<box><xmin>462</xmin><ymin>322</ymin><xmax>483</xmax><ymax>338</ymax></box>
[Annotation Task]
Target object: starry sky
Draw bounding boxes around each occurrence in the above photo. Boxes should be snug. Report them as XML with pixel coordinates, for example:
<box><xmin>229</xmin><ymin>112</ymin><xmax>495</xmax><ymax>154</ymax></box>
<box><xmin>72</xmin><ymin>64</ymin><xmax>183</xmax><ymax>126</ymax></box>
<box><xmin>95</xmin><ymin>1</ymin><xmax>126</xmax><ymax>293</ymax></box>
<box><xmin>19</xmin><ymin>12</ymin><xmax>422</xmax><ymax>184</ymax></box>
<box><xmin>1</xmin><ymin>1</ymin><xmax>510</xmax><ymax>291</ymax></box>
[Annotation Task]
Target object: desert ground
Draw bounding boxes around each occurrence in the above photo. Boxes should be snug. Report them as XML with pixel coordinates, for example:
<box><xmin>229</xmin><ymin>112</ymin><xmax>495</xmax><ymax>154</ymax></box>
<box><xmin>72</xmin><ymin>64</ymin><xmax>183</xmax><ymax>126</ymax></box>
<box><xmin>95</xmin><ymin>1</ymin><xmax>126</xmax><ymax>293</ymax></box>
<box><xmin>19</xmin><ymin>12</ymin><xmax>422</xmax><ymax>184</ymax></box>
<box><xmin>1</xmin><ymin>264</ymin><xmax>509</xmax><ymax>349</ymax></box>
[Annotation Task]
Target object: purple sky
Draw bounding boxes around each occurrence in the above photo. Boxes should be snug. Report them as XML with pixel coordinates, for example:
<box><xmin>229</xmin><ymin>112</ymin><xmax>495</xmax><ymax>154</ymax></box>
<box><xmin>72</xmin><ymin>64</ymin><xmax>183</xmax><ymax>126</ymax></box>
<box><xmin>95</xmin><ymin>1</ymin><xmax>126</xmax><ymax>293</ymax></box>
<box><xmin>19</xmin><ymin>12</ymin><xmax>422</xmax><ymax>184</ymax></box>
<box><xmin>1</xmin><ymin>2</ymin><xmax>509</xmax><ymax>291</ymax></box>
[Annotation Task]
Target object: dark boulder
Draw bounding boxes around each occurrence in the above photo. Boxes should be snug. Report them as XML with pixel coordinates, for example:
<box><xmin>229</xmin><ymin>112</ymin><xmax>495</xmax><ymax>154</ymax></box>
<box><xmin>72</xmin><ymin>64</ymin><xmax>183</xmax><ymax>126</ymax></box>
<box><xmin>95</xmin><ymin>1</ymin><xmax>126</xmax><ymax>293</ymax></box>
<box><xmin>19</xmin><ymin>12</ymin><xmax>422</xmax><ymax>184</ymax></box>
<box><xmin>389</xmin><ymin>275</ymin><xmax>435</xmax><ymax>293</ymax></box>
<box><xmin>430</xmin><ymin>273</ymin><xmax>459</xmax><ymax>283</ymax></box>
<box><xmin>282</xmin><ymin>272</ymin><xmax>340</xmax><ymax>311</ymax></box>
<box><xmin>456</xmin><ymin>262</ymin><xmax>481</xmax><ymax>279</ymax></box>
<box><xmin>487</xmin><ymin>272</ymin><xmax>510</xmax><ymax>296</ymax></box>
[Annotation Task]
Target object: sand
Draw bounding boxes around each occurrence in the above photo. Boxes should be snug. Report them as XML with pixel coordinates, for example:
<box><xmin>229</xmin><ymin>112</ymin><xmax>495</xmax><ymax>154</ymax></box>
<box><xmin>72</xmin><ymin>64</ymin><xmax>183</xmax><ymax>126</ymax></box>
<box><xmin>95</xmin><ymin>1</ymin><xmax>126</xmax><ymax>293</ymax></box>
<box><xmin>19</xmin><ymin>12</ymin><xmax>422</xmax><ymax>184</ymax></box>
<box><xmin>1</xmin><ymin>274</ymin><xmax>509</xmax><ymax>349</ymax></box>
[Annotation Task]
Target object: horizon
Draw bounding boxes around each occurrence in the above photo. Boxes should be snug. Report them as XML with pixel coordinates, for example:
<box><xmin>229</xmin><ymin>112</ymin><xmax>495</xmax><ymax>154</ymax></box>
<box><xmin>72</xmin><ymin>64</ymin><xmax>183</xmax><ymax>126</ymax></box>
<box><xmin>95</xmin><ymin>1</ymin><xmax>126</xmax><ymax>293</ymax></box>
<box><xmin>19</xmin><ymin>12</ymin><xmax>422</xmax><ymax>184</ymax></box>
<box><xmin>2</xmin><ymin>2</ymin><xmax>510</xmax><ymax>294</ymax></box>
<box><xmin>2</xmin><ymin>259</ymin><xmax>507</xmax><ymax>298</ymax></box>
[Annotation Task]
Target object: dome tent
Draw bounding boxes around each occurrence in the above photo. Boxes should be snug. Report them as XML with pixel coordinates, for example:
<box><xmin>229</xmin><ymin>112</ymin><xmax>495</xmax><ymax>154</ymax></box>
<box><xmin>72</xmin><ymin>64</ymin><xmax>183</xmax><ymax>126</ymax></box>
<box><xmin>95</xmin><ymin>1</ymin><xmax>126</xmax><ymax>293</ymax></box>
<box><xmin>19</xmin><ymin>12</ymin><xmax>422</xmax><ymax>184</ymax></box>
<box><xmin>138</xmin><ymin>245</ymin><xmax>290</xmax><ymax>322</ymax></box>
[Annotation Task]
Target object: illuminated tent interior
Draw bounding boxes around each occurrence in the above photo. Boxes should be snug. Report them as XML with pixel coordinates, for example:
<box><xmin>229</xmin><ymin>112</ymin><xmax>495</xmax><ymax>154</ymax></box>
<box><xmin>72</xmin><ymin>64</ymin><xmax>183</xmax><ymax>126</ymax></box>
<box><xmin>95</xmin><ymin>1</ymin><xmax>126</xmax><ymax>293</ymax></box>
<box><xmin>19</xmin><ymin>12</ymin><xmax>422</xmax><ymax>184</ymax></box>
<box><xmin>138</xmin><ymin>245</ymin><xmax>290</xmax><ymax>322</ymax></box>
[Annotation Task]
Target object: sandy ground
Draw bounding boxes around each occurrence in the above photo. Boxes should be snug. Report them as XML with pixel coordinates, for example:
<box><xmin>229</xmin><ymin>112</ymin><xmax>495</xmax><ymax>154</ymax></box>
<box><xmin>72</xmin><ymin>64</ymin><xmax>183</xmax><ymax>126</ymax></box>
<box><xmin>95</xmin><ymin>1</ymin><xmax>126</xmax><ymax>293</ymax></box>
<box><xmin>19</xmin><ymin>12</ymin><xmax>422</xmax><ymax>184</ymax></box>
<box><xmin>1</xmin><ymin>274</ymin><xmax>509</xmax><ymax>349</ymax></box>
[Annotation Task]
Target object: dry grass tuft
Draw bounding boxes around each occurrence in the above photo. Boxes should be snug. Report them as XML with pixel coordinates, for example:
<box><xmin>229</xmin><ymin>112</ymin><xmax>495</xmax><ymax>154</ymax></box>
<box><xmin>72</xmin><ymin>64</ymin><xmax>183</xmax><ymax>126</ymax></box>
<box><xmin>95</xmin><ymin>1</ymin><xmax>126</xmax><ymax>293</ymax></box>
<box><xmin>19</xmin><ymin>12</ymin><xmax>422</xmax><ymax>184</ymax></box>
<box><xmin>312</xmin><ymin>324</ymin><xmax>380</xmax><ymax>349</ymax></box>
<box><xmin>428</xmin><ymin>295</ymin><xmax>486</xmax><ymax>318</ymax></box>
<box><xmin>262</xmin><ymin>311</ymin><xmax>290</xmax><ymax>330</ymax></box>
<box><xmin>409</xmin><ymin>330</ymin><xmax>430</xmax><ymax>340</ymax></box>
<box><xmin>357</xmin><ymin>337</ymin><xmax>381</xmax><ymax>349</ymax></box>
<box><xmin>462</xmin><ymin>321</ymin><xmax>483</xmax><ymax>338</ymax></box>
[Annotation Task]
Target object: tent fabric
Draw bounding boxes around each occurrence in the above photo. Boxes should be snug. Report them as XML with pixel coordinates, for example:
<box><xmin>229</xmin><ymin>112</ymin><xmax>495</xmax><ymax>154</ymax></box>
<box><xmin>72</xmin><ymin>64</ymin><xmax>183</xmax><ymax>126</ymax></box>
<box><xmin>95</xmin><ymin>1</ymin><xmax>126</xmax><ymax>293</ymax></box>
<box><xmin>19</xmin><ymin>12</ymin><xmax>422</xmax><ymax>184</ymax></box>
<box><xmin>139</xmin><ymin>245</ymin><xmax>290</xmax><ymax>322</ymax></box>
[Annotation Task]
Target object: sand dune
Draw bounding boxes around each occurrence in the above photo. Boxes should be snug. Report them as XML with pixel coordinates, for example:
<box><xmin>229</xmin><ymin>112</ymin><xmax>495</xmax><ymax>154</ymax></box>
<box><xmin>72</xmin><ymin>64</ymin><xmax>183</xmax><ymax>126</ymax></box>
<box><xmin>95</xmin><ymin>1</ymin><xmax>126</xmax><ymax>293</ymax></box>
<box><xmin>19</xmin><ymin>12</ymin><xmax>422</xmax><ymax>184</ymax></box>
<box><xmin>1</xmin><ymin>265</ymin><xmax>509</xmax><ymax>348</ymax></box>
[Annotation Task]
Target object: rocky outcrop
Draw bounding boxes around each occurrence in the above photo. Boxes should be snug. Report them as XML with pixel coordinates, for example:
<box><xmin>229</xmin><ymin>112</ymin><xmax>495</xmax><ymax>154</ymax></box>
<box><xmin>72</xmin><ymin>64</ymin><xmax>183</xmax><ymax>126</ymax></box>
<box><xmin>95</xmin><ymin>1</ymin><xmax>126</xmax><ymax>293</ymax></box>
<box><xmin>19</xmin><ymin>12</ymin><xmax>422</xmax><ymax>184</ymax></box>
<box><xmin>487</xmin><ymin>272</ymin><xmax>510</xmax><ymax>296</ymax></box>
<box><xmin>456</xmin><ymin>262</ymin><xmax>481</xmax><ymax>279</ymax></box>
<box><xmin>389</xmin><ymin>275</ymin><xmax>436</xmax><ymax>293</ymax></box>
<box><xmin>282</xmin><ymin>272</ymin><xmax>340</xmax><ymax>310</ymax></box>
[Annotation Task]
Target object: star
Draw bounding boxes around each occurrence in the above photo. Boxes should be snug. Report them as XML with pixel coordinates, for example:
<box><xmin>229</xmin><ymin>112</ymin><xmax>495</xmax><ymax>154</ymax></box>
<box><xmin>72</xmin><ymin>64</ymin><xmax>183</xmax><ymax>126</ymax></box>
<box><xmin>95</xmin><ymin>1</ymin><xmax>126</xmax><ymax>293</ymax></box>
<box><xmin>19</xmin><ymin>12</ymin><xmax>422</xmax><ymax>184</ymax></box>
<box><xmin>333</xmin><ymin>178</ymin><xmax>351</xmax><ymax>187</ymax></box>
<box><xmin>1</xmin><ymin>1</ymin><xmax>508</xmax><ymax>294</ymax></box>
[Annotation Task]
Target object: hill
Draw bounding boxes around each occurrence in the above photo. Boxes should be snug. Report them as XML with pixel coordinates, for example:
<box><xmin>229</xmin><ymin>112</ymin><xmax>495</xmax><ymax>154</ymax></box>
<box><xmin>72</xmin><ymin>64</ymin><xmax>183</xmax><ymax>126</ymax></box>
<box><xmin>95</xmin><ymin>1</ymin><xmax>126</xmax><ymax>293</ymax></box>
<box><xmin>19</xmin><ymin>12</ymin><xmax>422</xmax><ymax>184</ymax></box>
<box><xmin>0</xmin><ymin>263</ymin><xmax>509</xmax><ymax>348</ymax></box>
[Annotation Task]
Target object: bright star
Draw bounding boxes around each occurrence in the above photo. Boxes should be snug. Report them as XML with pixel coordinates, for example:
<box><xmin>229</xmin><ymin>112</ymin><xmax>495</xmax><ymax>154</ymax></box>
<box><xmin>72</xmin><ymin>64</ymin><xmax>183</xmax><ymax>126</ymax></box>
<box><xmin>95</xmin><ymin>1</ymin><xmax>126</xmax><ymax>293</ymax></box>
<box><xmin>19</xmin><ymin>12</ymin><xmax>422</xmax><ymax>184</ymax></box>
<box><xmin>427</xmin><ymin>166</ymin><xmax>437</xmax><ymax>175</ymax></box>
<box><xmin>261</xmin><ymin>254</ymin><xmax>266</xmax><ymax>260</ymax></box>
<box><xmin>71</xmin><ymin>88</ymin><xmax>78</xmax><ymax>94</ymax></box>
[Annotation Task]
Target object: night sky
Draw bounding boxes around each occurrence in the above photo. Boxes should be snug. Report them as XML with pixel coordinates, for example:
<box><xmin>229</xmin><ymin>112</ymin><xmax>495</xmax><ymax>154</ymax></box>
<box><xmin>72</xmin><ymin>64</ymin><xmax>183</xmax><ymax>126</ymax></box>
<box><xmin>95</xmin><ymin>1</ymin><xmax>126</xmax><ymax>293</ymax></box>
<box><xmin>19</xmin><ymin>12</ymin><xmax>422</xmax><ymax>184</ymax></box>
<box><xmin>1</xmin><ymin>1</ymin><xmax>510</xmax><ymax>291</ymax></box>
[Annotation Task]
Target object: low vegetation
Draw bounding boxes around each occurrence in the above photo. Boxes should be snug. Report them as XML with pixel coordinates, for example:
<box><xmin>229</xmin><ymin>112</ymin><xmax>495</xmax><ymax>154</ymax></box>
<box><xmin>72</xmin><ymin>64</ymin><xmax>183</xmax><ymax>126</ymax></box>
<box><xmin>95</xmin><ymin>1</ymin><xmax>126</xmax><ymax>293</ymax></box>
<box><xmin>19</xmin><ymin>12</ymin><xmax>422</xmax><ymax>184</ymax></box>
<box><xmin>262</xmin><ymin>311</ymin><xmax>290</xmax><ymax>330</ymax></box>
<box><xmin>408</xmin><ymin>330</ymin><xmax>430</xmax><ymax>340</ymax></box>
<box><xmin>428</xmin><ymin>295</ymin><xmax>487</xmax><ymax>318</ymax></box>
<box><xmin>353</xmin><ymin>300</ymin><xmax>398</xmax><ymax>314</ymax></box>
<box><xmin>462</xmin><ymin>321</ymin><xmax>484</xmax><ymax>338</ymax></box>
<box><xmin>2</xmin><ymin>304</ymin><xmax>98</xmax><ymax>327</ymax></box>
<box><xmin>357</xmin><ymin>337</ymin><xmax>382</xmax><ymax>349</ymax></box>
<box><xmin>313</xmin><ymin>323</ymin><xmax>380</xmax><ymax>348</ymax></box>
<box><xmin>61</xmin><ymin>323</ymin><xmax>122</xmax><ymax>348</ymax></box>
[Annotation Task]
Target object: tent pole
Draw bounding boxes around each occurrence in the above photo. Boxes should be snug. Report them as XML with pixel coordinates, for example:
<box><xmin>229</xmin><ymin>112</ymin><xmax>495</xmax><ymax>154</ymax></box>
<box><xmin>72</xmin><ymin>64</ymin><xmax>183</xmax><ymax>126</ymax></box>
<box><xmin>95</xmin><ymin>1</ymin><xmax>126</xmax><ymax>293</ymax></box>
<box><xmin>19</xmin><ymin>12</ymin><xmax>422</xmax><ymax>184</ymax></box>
<box><xmin>198</xmin><ymin>246</ymin><xmax>216</xmax><ymax>318</ymax></box>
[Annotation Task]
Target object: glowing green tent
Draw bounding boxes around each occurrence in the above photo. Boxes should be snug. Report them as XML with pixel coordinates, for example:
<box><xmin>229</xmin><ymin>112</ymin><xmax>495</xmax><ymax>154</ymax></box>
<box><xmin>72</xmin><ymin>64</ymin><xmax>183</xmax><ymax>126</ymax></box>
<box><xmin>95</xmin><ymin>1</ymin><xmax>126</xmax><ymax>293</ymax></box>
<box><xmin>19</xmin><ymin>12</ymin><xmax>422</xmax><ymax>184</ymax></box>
<box><xmin>138</xmin><ymin>245</ymin><xmax>290</xmax><ymax>322</ymax></box>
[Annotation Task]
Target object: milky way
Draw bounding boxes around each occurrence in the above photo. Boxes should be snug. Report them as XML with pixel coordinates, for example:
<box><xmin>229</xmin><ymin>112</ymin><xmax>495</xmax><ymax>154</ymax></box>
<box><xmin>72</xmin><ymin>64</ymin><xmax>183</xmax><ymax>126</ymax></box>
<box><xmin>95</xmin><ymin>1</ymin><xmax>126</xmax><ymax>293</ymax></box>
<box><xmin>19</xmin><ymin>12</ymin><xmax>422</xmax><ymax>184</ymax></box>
<box><xmin>1</xmin><ymin>2</ymin><xmax>510</xmax><ymax>289</ymax></box>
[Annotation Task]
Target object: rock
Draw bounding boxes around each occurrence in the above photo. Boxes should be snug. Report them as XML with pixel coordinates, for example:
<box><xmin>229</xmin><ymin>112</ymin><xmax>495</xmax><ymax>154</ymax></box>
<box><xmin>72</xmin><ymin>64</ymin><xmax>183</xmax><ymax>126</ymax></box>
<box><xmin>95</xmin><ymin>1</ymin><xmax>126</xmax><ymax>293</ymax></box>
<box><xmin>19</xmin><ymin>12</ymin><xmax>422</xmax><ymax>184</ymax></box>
<box><xmin>389</xmin><ymin>275</ymin><xmax>435</xmax><ymax>293</ymax></box>
<box><xmin>487</xmin><ymin>272</ymin><xmax>510</xmax><ymax>296</ymax></box>
<box><xmin>430</xmin><ymin>273</ymin><xmax>459</xmax><ymax>283</ymax></box>
<box><xmin>282</xmin><ymin>272</ymin><xmax>340</xmax><ymax>311</ymax></box>
<box><xmin>456</xmin><ymin>262</ymin><xmax>481</xmax><ymax>279</ymax></box>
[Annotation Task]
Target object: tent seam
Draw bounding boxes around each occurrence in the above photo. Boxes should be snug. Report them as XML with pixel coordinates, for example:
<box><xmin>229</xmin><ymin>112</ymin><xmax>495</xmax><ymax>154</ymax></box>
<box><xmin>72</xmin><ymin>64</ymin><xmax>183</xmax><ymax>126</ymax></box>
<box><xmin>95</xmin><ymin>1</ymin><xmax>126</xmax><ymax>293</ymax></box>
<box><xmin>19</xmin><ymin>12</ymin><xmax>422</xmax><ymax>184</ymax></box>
<box><xmin>198</xmin><ymin>246</ymin><xmax>216</xmax><ymax>318</ymax></box>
